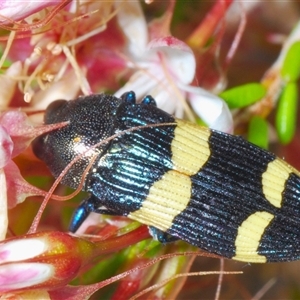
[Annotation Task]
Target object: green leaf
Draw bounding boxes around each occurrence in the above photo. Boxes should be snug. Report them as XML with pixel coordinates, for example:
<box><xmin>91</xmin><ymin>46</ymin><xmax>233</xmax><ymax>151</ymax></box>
<box><xmin>248</xmin><ymin>116</ymin><xmax>268</xmax><ymax>149</ymax></box>
<box><xmin>281</xmin><ymin>41</ymin><xmax>300</xmax><ymax>82</ymax></box>
<box><xmin>220</xmin><ymin>83</ymin><xmax>267</xmax><ymax>109</ymax></box>
<box><xmin>196</xmin><ymin>118</ymin><xmax>207</xmax><ymax>127</ymax></box>
<box><xmin>276</xmin><ymin>82</ymin><xmax>298</xmax><ymax>144</ymax></box>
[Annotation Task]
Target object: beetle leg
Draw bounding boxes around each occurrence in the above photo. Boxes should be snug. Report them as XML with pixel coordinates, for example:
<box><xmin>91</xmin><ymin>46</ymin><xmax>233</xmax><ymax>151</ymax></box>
<box><xmin>148</xmin><ymin>226</ymin><xmax>179</xmax><ymax>243</ymax></box>
<box><xmin>69</xmin><ymin>195</ymin><xmax>119</xmax><ymax>232</ymax></box>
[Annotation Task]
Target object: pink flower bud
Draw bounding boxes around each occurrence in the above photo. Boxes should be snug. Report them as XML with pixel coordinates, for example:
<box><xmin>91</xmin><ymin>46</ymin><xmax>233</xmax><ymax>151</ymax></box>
<box><xmin>0</xmin><ymin>231</ymin><xmax>96</xmax><ymax>292</ymax></box>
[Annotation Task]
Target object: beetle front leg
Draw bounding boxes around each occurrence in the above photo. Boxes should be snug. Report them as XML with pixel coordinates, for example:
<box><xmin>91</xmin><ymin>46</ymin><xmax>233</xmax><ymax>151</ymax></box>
<box><xmin>69</xmin><ymin>195</ymin><xmax>119</xmax><ymax>232</ymax></box>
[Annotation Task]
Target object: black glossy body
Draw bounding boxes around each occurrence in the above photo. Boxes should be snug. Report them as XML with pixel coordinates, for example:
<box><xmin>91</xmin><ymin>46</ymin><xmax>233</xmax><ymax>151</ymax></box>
<box><xmin>33</xmin><ymin>92</ymin><xmax>300</xmax><ymax>262</ymax></box>
<box><xmin>33</xmin><ymin>92</ymin><xmax>176</xmax><ymax>226</ymax></box>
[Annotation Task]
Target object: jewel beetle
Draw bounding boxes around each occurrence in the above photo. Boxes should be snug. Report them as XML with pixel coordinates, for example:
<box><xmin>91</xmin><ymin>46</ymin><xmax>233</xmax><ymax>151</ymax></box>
<box><xmin>32</xmin><ymin>91</ymin><xmax>300</xmax><ymax>263</ymax></box>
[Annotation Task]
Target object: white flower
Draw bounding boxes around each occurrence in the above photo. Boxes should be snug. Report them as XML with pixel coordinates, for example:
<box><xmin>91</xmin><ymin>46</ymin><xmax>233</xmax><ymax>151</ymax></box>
<box><xmin>0</xmin><ymin>1</ymin><xmax>57</xmax><ymax>23</ymax></box>
<box><xmin>114</xmin><ymin>1</ymin><xmax>233</xmax><ymax>133</ymax></box>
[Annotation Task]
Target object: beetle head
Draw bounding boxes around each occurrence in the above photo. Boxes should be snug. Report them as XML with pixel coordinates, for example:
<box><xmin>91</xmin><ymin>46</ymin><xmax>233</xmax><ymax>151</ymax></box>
<box><xmin>32</xmin><ymin>94</ymin><xmax>122</xmax><ymax>189</ymax></box>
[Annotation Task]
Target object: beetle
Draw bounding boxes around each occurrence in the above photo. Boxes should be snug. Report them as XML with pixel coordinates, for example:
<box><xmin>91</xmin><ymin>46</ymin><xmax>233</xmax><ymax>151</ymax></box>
<box><xmin>32</xmin><ymin>91</ymin><xmax>300</xmax><ymax>263</ymax></box>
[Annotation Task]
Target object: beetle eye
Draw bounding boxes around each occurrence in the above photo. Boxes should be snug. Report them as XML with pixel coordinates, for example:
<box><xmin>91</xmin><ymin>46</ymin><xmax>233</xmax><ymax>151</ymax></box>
<box><xmin>31</xmin><ymin>134</ymin><xmax>45</xmax><ymax>160</ymax></box>
<box><xmin>45</xmin><ymin>100</ymin><xmax>67</xmax><ymax>123</ymax></box>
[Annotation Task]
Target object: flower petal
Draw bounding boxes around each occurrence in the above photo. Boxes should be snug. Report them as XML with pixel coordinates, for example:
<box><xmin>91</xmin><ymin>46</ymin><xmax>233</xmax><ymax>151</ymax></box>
<box><xmin>0</xmin><ymin>169</ymin><xmax>7</xmax><ymax>241</ymax></box>
<box><xmin>147</xmin><ymin>36</ymin><xmax>196</xmax><ymax>84</ymax></box>
<box><xmin>0</xmin><ymin>238</ymin><xmax>47</xmax><ymax>263</ymax></box>
<box><xmin>0</xmin><ymin>61</ymin><xmax>22</xmax><ymax>108</ymax></box>
<box><xmin>114</xmin><ymin>70</ymin><xmax>158</xmax><ymax>99</ymax></box>
<box><xmin>4</xmin><ymin>161</ymin><xmax>46</xmax><ymax>208</ymax></box>
<box><xmin>0</xmin><ymin>1</ymin><xmax>59</xmax><ymax>22</ymax></box>
<box><xmin>150</xmin><ymin>88</ymin><xmax>184</xmax><ymax>118</ymax></box>
<box><xmin>0</xmin><ymin>126</ymin><xmax>13</xmax><ymax>168</ymax></box>
<box><xmin>0</xmin><ymin>263</ymin><xmax>54</xmax><ymax>292</ymax></box>
<box><xmin>0</xmin><ymin>111</ymin><xmax>33</xmax><ymax>157</ymax></box>
<box><xmin>188</xmin><ymin>87</ymin><xmax>233</xmax><ymax>133</ymax></box>
<box><xmin>31</xmin><ymin>70</ymin><xmax>81</xmax><ymax>110</ymax></box>
<box><xmin>115</xmin><ymin>1</ymin><xmax>148</xmax><ymax>56</ymax></box>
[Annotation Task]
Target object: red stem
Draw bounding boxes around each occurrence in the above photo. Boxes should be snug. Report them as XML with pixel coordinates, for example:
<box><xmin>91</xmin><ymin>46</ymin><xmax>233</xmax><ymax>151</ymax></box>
<box><xmin>187</xmin><ymin>0</ymin><xmax>233</xmax><ymax>49</ymax></box>
<box><xmin>93</xmin><ymin>225</ymin><xmax>151</xmax><ymax>256</ymax></box>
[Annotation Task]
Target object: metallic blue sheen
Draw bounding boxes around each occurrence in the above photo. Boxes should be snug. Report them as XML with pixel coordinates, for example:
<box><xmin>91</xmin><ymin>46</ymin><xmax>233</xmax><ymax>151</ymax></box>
<box><xmin>69</xmin><ymin>201</ymin><xmax>90</xmax><ymax>232</ymax></box>
<box><xmin>121</xmin><ymin>91</ymin><xmax>136</xmax><ymax>104</ymax></box>
<box><xmin>142</xmin><ymin>95</ymin><xmax>156</xmax><ymax>106</ymax></box>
